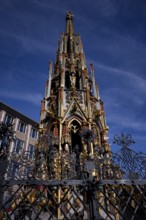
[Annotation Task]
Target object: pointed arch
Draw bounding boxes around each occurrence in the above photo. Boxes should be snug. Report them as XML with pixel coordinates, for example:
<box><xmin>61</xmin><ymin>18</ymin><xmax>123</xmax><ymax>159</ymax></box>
<box><xmin>64</xmin><ymin>113</ymin><xmax>85</xmax><ymax>125</ymax></box>
<box><xmin>69</xmin><ymin>119</ymin><xmax>82</xmax><ymax>153</ymax></box>
<box><xmin>68</xmin><ymin>117</ymin><xmax>82</xmax><ymax>126</ymax></box>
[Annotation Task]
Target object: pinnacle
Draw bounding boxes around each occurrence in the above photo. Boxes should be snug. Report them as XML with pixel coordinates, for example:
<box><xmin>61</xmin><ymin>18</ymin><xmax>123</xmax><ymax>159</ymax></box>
<box><xmin>66</xmin><ymin>11</ymin><xmax>73</xmax><ymax>20</ymax></box>
<box><xmin>65</xmin><ymin>11</ymin><xmax>74</xmax><ymax>35</ymax></box>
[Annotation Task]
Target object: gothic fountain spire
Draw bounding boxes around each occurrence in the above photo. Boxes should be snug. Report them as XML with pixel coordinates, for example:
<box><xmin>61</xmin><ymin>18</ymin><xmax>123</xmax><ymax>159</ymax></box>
<box><xmin>40</xmin><ymin>11</ymin><xmax>110</xmax><ymax>163</ymax></box>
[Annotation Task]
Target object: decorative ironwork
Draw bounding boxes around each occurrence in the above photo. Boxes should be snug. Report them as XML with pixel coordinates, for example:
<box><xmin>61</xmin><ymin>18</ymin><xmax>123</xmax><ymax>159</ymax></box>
<box><xmin>113</xmin><ymin>133</ymin><xmax>135</xmax><ymax>148</ymax></box>
<box><xmin>38</xmin><ymin>132</ymin><xmax>59</xmax><ymax>148</ymax></box>
<box><xmin>80</xmin><ymin>128</ymin><xmax>95</xmax><ymax>144</ymax></box>
<box><xmin>80</xmin><ymin>128</ymin><xmax>96</xmax><ymax>158</ymax></box>
<box><xmin>0</xmin><ymin>132</ymin><xmax>145</xmax><ymax>182</ymax></box>
<box><xmin>112</xmin><ymin>133</ymin><xmax>146</xmax><ymax>179</ymax></box>
<box><xmin>97</xmin><ymin>180</ymin><xmax>146</xmax><ymax>220</ymax></box>
<box><xmin>0</xmin><ymin>183</ymin><xmax>90</xmax><ymax>219</ymax></box>
<box><xmin>0</xmin><ymin>180</ymin><xmax>146</xmax><ymax>220</ymax></box>
<box><xmin>0</xmin><ymin>122</ymin><xmax>15</xmax><ymax>153</ymax></box>
<box><xmin>0</xmin><ymin>121</ymin><xmax>16</xmax><ymax>210</ymax></box>
<box><xmin>0</xmin><ymin>130</ymin><xmax>146</xmax><ymax>219</ymax></box>
<box><xmin>2</xmin><ymin>149</ymin><xmax>87</xmax><ymax>181</ymax></box>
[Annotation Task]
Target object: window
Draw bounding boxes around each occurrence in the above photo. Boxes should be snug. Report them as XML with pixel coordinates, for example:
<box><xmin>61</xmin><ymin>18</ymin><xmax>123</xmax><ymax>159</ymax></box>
<box><xmin>10</xmin><ymin>163</ymin><xmax>18</xmax><ymax>180</ymax></box>
<box><xmin>28</xmin><ymin>145</ymin><xmax>34</xmax><ymax>159</ymax></box>
<box><xmin>30</xmin><ymin>128</ymin><xmax>38</xmax><ymax>139</ymax></box>
<box><xmin>4</xmin><ymin>114</ymin><xmax>13</xmax><ymax>125</ymax></box>
<box><xmin>18</xmin><ymin>121</ymin><xmax>26</xmax><ymax>133</ymax></box>
<box><xmin>14</xmin><ymin>139</ymin><xmax>24</xmax><ymax>153</ymax></box>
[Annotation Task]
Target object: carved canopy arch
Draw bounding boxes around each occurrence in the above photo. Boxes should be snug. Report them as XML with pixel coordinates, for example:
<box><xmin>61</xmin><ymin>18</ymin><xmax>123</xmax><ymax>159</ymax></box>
<box><xmin>65</xmin><ymin>114</ymin><xmax>84</xmax><ymax>126</ymax></box>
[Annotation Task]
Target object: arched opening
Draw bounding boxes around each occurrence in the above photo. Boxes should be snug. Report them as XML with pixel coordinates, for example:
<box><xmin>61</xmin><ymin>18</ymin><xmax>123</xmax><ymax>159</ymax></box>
<box><xmin>67</xmin><ymin>39</ymin><xmax>70</xmax><ymax>53</ymax></box>
<box><xmin>75</xmin><ymin>71</ymin><xmax>80</xmax><ymax>89</ymax></box>
<box><xmin>65</xmin><ymin>71</ymin><xmax>70</xmax><ymax>88</ymax></box>
<box><xmin>70</xmin><ymin>120</ymin><xmax>82</xmax><ymax>153</ymax></box>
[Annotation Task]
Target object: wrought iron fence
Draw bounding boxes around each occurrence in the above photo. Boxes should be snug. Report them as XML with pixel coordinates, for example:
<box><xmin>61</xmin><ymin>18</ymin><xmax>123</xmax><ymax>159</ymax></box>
<box><xmin>0</xmin><ymin>179</ymin><xmax>146</xmax><ymax>219</ymax></box>
<box><xmin>0</xmin><ymin>123</ymin><xmax>146</xmax><ymax>219</ymax></box>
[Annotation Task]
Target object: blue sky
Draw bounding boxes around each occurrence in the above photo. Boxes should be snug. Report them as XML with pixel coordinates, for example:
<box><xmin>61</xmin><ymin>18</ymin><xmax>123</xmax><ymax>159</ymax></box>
<box><xmin>0</xmin><ymin>0</ymin><xmax>146</xmax><ymax>153</ymax></box>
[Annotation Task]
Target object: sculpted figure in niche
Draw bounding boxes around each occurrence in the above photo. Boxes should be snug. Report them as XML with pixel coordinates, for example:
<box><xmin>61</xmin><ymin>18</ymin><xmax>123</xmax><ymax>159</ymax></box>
<box><xmin>70</xmin><ymin>73</ymin><xmax>76</xmax><ymax>88</ymax></box>
<box><xmin>64</xmin><ymin>143</ymin><xmax>69</xmax><ymax>152</ymax></box>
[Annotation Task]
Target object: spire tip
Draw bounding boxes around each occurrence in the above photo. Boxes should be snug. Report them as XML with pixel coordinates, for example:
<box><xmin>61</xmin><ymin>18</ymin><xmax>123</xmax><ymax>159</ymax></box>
<box><xmin>49</xmin><ymin>61</ymin><xmax>52</xmax><ymax>69</ymax></box>
<box><xmin>65</xmin><ymin>11</ymin><xmax>74</xmax><ymax>35</ymax></box>
<box><xmin>90</xmin><ymin>63</ymin><xmax>94</xmax><ymax>71</ymax></box>
<box><xmin>66</xmin><ymin>11</ymin><xmax>73</xmax><ymax>20</ymax></box>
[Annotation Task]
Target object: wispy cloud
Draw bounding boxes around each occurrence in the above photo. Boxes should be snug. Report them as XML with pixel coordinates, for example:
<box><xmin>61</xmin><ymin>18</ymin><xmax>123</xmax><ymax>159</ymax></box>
<box><xmin>94</xmin><ymin>0</ymin><xmax>119</xmax><ymax>17</ymax></box>
<box><xmin>0</xmin><ymin>29</ymin><xmax>55</xmax><ymax>55</ymax></box>
<box><xmin>33</xmin><ymin>0</ymin><xmax>65</xmax><ymax>14</ymax></box>
<box><xmin>0</xmin><ymin>91</ymin><xmax>43</xmax><ymax>105</ymax></box>
<box><xmin>107</xmin><ymin>112</ymin><xmax>146</xmax><ymax>131</ymax></box>
<box><xmin>94</xmin><ymin>62</ymin><xmax>146</xmax><ymax>93</ymax></box>
<box><xmin>90</xmin><ymin>62</ymin><xmax>146</xmax><ymax>134</ymax></box>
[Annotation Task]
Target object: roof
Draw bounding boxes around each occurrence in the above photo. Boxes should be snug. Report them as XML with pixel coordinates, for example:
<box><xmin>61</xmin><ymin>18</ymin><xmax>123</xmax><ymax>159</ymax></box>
<box><xmin>0</xmin><ymin>101</ymin><xmax>39</xmax><ymax>128</ymax></box>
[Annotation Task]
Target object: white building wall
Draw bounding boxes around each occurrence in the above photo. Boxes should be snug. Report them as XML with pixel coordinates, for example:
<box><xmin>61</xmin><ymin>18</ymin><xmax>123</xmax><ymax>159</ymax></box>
<box><xmin>0</xmin><ymin>104</ymin><xmax>38</xmax><ymax>153</ymax></box>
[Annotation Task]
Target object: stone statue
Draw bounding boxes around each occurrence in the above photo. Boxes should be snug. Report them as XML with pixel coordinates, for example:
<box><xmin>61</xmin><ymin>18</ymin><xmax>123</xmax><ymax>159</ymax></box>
<box><xmin>65</xmin><ymin>143</ymin><xmax>69</xmax><ymax>152</ymax></box>
<box><xmin>70</xmin><ymin>73</ymin><xmax>76</xmax><ymax>88</ymax></box>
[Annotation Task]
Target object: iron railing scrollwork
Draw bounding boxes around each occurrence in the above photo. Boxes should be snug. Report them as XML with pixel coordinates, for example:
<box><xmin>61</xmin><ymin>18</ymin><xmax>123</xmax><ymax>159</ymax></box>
<box><xmin>0</xmin><ymin>124</ymin><xmax>146</xmax><ymax>219</ymax></box>
<box><xmin>112</xmin><ymin>133</ymin><xmax>146</xmax><ymax>179</ymax></box>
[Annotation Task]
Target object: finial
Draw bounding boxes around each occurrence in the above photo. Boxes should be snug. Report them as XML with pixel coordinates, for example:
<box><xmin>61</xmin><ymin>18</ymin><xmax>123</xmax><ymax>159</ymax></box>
<box><xmin>66</xmin><ymin>11</ymin><xmax>73</xmax><ymax>20</ymax></box>
<box><xmin>48</xmin><ymin>61</ymin><xmax>52</xmax><ymax>78</ymax></box>
<box><xmin>49</xmin><ymin>61</ymin><xmax>52</xmax><ymax>69</ymax></box>
<box><xmin>90</xmin><ymin>63</ymin><xmax>94</xmax><ymax>72</ymax></box>
<box><xmin>90</xmin><ymin>63</ymin><xmax>94</xmax><ymax>77</ymax></box>
<box><xmin>65</xmin><ymin>11</ymin><xmax>74</xmax><ymax>35</ymax></box>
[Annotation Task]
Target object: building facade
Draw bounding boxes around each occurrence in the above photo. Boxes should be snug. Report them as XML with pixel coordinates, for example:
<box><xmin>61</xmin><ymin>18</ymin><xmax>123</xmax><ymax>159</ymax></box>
<box><xmin>0</xmin><ymin>101</ymin><xmax>39</xmax><ymax>153</ymax></box>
